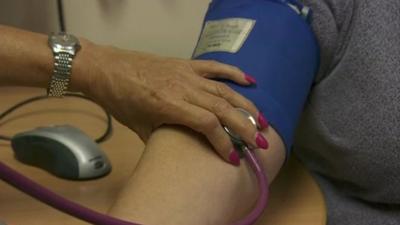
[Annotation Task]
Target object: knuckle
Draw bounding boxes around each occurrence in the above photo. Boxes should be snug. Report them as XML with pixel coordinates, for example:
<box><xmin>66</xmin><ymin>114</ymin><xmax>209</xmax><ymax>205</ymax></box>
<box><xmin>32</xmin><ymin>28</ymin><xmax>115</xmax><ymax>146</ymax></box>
<box><xmin>211</xmin><ymin>99</ymin><xmax>232</xmax><ymax>115</ymax></box>
<box><xmin>243</xmin><ymin>100</ymin><xmax>257</xmax><ymax>112</ymax></box>
<box><xmin>180</xmin><ymin>62</ymin><xmax>197</xmax><ymax>75</ymax></box>
<box><xmin>215</xmin><ymin>83</ymin><xmax>232</xmax><ymax>97</ymax></box>
<box><xmin>172</xmin><ymin>63</ymin><xmax>187</xmax><ymax>72</ymax></box>
<box><xmin>182</xmin><ymin>62</ymin><xmax>193</xmax><ymax>71</ymax></box>
<box><xmin>165</xmin><ymin>59</ymin><xmax>188</xmax><ymax>72</ymax></box>
<box><xmin>232</xmin><ymin>120</ymin><xmax>251</xmax><ymax>136</ymax></box>
<box><xmin>199</xmin><ymin>114</ymin><xmax>219</xmax><ymax>132</ymax></box>
<box><xmin>178</xmin><ymin>60</ymin><xmax>192</xmax><ymax>69</ymax></box>
<box><xmin>207</xmin><ymin>60</ymin><xmax>220</xmax><ymax>68</ymax></box>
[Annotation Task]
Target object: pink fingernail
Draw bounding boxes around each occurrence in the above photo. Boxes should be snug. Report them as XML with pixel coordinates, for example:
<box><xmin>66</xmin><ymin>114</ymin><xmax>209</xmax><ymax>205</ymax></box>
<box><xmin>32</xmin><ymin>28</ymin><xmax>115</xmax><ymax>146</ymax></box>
<box><xmin>244</xmin><ymin>74</ymin><xmax>257</xmax><ymax>84</ymax></box>
<box><xmin>258</xmin><ymin>112</ymin><xmax>269</xmax><ymax>129</ymax></box>
<box><xmin>229</xmin><ymin>149</ymin><xmax>240</xmax><ymax>166</ymax></box>
<box><xmin>255</xmin><ymin>132</ymin><xmax>269</xmax><ymax>149</ymax></box>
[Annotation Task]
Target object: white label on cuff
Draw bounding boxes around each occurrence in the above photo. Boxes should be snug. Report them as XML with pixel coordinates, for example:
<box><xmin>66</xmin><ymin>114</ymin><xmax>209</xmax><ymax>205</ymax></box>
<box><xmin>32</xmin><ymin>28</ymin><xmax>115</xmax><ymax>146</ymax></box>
<box><xmin>193</xmin><ymin>18</ymin><xmax>256</xmax><ymax>57</ymax></box>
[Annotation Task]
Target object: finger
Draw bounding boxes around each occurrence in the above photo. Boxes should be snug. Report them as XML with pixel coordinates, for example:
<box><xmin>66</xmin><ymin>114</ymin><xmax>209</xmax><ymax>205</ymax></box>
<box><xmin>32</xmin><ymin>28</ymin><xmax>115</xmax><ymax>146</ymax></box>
<box><xmin>200</xmin><ymin>80</ymin><xmax>269</xmax><ymax>130</ymax></box>
<box><xmin>190</xmin><ymin>60</ymin><xmax>256</xmax><ymax>85</ymax></box>
<box><xmin>187</xmin><ymin>90</ymin><xmax>268</xmax><ymax>150</ymax></box>
<box><xmin>163</xmin><ymin>101</ymin><xmax>241</xmax><ymax>166</ymax></box>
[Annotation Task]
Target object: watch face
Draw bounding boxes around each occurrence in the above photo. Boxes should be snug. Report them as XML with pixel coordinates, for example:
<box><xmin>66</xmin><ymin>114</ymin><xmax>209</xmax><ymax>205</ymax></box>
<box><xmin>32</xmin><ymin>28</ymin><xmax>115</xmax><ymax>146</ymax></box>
<box><xmin>49</xmin><ymin>32</ymin><xmax>81</xmax><ymax>53</ymax></box>
<box><xmin>50</xmin><ymin>32</ymin><xmax>78</xmax><ymax>46</ymax></box>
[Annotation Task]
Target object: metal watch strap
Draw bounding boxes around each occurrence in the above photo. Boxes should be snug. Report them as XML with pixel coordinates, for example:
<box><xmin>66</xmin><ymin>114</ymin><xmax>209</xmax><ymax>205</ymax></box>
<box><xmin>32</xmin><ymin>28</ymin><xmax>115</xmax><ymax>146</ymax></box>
<box><xmin>47</xmin><ymin>52</ymin><xmax>73</xmax><ymax>97</ymax></box>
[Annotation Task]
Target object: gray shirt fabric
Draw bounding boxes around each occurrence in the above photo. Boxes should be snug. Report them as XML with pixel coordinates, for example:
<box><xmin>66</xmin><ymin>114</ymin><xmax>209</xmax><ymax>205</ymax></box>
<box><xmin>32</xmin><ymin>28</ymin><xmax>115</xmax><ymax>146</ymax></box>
<box><xmin>295</xmin><ymin>0</ymin><xmax>400</xmax><ymax>224</ymax></box>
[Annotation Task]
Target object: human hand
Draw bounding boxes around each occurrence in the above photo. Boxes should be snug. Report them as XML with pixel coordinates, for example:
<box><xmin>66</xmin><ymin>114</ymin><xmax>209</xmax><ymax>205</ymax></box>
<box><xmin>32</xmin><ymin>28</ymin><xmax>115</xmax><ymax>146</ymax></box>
<box><xmin>78</xmin><ymin>43</ymin><xmax>269</xmax><ymax>166</ymax></box>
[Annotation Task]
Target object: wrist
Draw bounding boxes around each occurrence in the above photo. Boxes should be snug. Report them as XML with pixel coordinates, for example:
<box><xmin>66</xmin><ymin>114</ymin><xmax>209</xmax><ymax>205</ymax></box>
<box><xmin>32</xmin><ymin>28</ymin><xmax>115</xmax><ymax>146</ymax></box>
<box><xmin>73</xmin><ymin>44</ymin><xmax>132</xmax><ymax>99</ymax></box>
<box><xmin>0</xmin><ymin>26</ymin><xmax>102</xmax><ymax>95</ymax></box>
<box><xmin>68</xmin><ymin>38</ymin><xmax>99</xmax><ymax>95</ymax></box>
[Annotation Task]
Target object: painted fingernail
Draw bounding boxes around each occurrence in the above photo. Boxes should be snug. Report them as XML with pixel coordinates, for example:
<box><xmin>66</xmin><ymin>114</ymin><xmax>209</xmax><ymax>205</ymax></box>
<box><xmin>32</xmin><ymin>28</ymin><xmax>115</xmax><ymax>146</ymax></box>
<box><xmin>244</xmin><ymin>74</ymin><xmax>257</xmax><ymax>84</ymax></box>
<box><xmin>255</xmin><ymin>132</ymin><xmax>269</xmax><ymax>149</ymax></box>
<box><xmin>229</xmin><ymin>149</ymin><xmax>240</xmax><ymax>166</ymax></box>
<box><xmin>258</xmin><ymin>112</ymin><xmax>269</xmax><ymax>129</ymax></box>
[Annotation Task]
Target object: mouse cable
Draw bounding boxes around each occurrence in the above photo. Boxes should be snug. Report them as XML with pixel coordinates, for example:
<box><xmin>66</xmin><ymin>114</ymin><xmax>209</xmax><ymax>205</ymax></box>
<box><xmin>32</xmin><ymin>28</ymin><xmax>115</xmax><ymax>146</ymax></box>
<box><xmin>0</xmin><ymin>93</ymin><xmax>112</xmax><ymax>143</ymax></box>
<box><xmin>57</xmin><ymin>0</ymin><xmax>66</xmax><ymax>32</ymax></box>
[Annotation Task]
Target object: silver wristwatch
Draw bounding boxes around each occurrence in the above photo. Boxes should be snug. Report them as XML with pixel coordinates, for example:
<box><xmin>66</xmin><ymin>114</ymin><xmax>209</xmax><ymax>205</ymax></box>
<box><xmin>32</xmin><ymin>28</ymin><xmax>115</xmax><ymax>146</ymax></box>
<box><xmin>47</xmin><ymin>32</ymin><xmax>81</xmax><ymax>97</ymax></box>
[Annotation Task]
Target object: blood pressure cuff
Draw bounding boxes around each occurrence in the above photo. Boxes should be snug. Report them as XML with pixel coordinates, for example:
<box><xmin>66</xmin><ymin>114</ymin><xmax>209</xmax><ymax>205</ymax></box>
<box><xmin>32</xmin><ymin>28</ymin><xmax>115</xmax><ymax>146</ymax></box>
<box><xmin>193</xmin><ymin>0</ymin><xmax>319</xmax><ymax>159</ymax></box>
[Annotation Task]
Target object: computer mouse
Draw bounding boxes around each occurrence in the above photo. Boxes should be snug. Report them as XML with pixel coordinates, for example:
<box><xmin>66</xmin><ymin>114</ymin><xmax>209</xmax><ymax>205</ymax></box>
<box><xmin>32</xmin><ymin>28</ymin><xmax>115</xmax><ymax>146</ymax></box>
<box><xmin>10</xmin><ymin>125</ymin><xmax>112</xmax><ymax>180</ymax></box>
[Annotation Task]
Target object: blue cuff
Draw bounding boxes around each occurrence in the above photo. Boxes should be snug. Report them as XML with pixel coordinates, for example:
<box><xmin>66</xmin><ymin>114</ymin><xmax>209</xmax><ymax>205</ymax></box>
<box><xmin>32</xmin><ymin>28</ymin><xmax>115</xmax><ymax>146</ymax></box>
<box><xmin>194</xmin><ymin>0</ymin><xmax>320</xmax><ymax>160</ymax></box>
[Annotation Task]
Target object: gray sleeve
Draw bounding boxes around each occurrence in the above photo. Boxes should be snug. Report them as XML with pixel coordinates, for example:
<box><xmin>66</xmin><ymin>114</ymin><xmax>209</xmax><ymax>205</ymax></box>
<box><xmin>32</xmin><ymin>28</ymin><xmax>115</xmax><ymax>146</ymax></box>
<box><xmin>300</xmin><ymin>0</ymin><xmax>355</xmax><ymax>82</ymax></box>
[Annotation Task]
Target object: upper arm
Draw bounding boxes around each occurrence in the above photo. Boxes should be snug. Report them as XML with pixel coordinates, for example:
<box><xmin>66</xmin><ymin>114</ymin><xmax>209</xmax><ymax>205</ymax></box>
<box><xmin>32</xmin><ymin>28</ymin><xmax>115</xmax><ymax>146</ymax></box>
<box><xmin>300</xmin><ymin>0</ymin><xmax>355</xmax><ymax>82</ymax></box>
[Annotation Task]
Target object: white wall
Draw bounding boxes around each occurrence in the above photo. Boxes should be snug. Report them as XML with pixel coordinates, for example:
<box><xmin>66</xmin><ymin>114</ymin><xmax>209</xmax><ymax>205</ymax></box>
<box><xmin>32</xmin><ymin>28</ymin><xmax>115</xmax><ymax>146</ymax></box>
<box><xmin>0</xmin><ymin>0</ymin><xmax>59</xmax><ymax>33</ymax></box>
<box><xmin>0</xmin><ymin>0</ymin><xmax>211</xmax><ymax>58</ymax></box>
<box><xmin>64</xmin><ymin>0</ymin><xmax>210</xmax><ymax>58</ymax></box>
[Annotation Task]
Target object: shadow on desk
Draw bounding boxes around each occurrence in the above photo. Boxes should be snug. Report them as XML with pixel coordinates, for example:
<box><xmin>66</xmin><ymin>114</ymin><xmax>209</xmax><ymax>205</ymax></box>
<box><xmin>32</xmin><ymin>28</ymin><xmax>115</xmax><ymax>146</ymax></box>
<box><xmin>0</xmin><ymin>87</ymin><xmax>326</xmax><ymax>225</ymax></box>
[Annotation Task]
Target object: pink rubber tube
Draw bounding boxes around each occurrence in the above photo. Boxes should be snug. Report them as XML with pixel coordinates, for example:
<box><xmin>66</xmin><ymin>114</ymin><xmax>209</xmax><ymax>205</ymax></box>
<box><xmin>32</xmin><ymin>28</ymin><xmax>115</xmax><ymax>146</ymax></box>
<box><xmin>0</xmin><ymin>149</ymin><xmax>268</xmax><ymax>225</ymax></box>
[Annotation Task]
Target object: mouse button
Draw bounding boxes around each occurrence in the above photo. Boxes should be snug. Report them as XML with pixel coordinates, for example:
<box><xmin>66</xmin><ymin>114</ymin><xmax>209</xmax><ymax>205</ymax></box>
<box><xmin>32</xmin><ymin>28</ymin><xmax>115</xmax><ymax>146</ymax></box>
<box><xmin>11</xmin><ymin>134</ymin><xmax>33</xmax><ymax>146</ymax></box>
<box><xmin>50</xmin><ymin>143</ymin><xmax>80</xmax><ymax>180</ymax></box>
<box><xmin>11</xmin><ymin>136</ymin><xmax>58</xmax><ymax>171</ymax></box>
<box><xmin>11</xmin><ymin>136</ymin><xmax>45</xmax><ymax>161</ymax></box>
<box><xmin>11</xmin><ymin>133</ymin><xmax>49</xmax><ymax>155</ymax></box>
<box><xmin>94</xmin><ymin>160</ymin><xmax>105</xmax><ymax>169</ymax></box>
<box><xmin>28</xmin><ymin>125</ymin><xmax>80</xmax><ymax>141</ymax></box>
<box><xmin>90</xmin><ymin>155</ymin><xmax>111</xmax><ymax>170</ymax></box>
<box><xmin>78</xmin><ymin>155</ymin><xmax>112</xmax><ymax>179</ymax></box>
<box><xmin>12</xmin><ymin>134</ymin><xmax>80</xmax><ymax>180</ymax></box>
<box><xmin>50</xmin><ymin>126</ymin><xmax>98</xmax><ymax>153</ymax></box>
<box><xmin>51</xmin><ymin>125</ymin><xmax>87</xmax><ymax>138</ymax></box>
<box><xmin>62</xmin><ymin>132</ymin><xmax>101</xmax><ymax>159</ymax></box>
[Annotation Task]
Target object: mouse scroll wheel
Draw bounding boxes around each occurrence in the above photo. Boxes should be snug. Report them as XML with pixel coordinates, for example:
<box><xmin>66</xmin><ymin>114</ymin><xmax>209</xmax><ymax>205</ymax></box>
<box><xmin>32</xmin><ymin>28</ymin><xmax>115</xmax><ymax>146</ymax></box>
<box><xmin>94</xmin><ymin>161</ymin><xmax>105</xmax><ymax>169</ymax></box>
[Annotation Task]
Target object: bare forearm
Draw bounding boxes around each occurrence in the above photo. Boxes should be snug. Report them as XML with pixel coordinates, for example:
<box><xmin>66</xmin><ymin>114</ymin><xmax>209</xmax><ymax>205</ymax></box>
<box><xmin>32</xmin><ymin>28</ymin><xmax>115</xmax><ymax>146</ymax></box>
<box><xmin>108</xmin><ymin>125</ymin><xmax>285</xmax><ymax>225</ymax></box>
<box><xmin>0</xmin><ymin>25</ymin><xmax>93</xmax><ymax>92</ymax></box>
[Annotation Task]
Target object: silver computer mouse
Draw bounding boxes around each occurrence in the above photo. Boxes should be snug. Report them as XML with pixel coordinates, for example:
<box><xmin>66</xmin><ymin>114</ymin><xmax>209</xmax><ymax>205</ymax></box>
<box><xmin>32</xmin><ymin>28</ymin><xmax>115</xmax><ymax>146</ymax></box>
<box><xmin>10</xmin><ymin>125</ymin><xmax>112</xmax><ymax>180</ymax></box>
